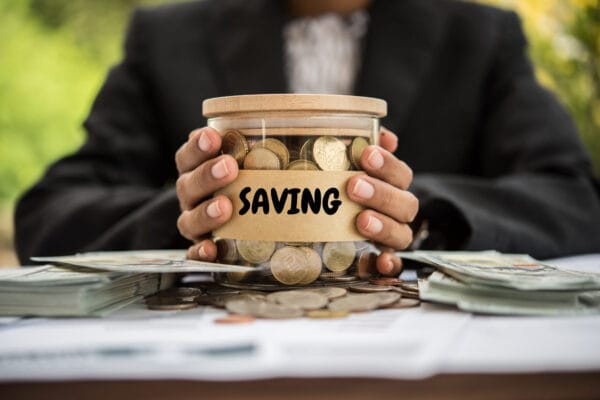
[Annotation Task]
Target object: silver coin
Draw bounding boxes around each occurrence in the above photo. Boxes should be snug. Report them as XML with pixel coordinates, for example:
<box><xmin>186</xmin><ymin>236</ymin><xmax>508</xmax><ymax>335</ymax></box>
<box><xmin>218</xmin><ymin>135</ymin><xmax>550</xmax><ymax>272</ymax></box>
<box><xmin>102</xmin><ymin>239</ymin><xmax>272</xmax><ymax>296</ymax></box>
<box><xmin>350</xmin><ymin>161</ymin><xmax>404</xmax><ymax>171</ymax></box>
<box><xmin>267</xmin><ymin>290</ymin><xmax>328</xmax><ymax>310</ymax></box>
<box><xmin>300</xmin><ymin>287</ymin><xmax>348</xmax><ymax>300</ymax></box>
<box><xmin>349</xmin><ymin>283</ymin><xmax>393</xmax><ymax>293</ymax></box>
<box><xmin>226</xmin><ymin>298</ymin><xmax>304</xmax><ymax>319</ymax></box>
<box><xmin>363</xmin><ymin>292</ymin><xmax>401</xmax><ymax>307</ymax></box>
<box><xmin>328</xmin><ymin>294</ymin><xmax>380</xmax><ymax>313</ymax></box>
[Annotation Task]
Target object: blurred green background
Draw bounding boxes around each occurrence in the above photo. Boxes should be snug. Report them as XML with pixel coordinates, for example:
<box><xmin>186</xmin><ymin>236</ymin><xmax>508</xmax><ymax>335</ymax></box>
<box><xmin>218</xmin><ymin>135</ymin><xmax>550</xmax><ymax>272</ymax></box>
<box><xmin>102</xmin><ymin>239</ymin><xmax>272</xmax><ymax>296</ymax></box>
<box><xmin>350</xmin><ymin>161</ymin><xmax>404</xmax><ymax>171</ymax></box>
<box><xmin>0</xmin><ymin>0</ymin><xmax>598</xmax><ymax>266</ymax></box>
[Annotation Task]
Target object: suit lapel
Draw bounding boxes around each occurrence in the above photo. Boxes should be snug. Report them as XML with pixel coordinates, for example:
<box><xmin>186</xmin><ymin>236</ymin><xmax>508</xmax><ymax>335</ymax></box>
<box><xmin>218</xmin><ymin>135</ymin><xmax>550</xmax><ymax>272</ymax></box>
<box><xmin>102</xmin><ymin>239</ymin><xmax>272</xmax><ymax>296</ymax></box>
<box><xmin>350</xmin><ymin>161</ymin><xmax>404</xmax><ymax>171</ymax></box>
<box><xmin>355</xmin><ymin>0</ymin><xmax>446</xmax><ymax>133</ymax></box>
<box><xmin>211</xmin><ymin>0</ymin><xmax>288</xmax><ymax>95</ymax></box>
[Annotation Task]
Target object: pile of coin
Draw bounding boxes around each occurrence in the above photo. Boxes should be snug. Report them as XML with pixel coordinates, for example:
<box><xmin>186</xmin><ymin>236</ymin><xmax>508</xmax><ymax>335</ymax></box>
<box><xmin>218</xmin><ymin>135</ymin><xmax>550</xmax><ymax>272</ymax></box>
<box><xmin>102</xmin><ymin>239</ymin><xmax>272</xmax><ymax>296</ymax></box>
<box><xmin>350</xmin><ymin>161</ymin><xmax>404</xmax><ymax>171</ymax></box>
<box><xmin>145</xmin><ymin>277</ymin><xmax>420</xmax><ymax>320</ymax></box>
<box><xmin>217</xmin><ymin>130</ymin><xmax>375</xmax><ymax>286</ymax></box>
<box><xmin>216</xmin><ymin>239</ymin><xmax>380</xmax><ymax>286</ymax></box>
<box><xmin>221</xmin><ymin>130</ymin><xmax>370</xmax><ymax>172</ymax></box>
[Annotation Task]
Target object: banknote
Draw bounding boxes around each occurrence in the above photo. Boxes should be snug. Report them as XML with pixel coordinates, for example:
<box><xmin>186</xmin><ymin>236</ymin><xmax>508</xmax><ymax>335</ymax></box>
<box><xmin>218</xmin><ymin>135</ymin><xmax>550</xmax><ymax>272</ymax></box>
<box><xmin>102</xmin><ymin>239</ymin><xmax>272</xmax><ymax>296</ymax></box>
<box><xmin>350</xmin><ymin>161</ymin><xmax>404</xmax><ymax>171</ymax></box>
<box><xmin>32</xmin><ymin>250</ymin><xmax>256</xmax><ymax>273</ymax></box>
<box><xmin>0</xmin><ymin>265</ymin><xmax>161</xmax><ymax>316</ymax></box>
<box><xmin>419</xmin><ymin>271</ymin><xmax>600</xmax><ymax>316</ymax></box>
<box><xmin>398</xmin><ymin>250</ymin><xmax>600</xmax><ymax>291</ymax></box>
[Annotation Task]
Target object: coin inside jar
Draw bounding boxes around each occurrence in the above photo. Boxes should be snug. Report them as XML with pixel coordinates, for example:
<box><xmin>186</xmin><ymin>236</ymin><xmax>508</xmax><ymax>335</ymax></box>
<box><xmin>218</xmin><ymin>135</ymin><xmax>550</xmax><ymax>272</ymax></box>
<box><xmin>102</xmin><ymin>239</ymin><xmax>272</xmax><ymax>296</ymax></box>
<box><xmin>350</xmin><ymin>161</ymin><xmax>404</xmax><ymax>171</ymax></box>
<box><xmin>236</xmin><ymin>240</ymin><xmax>276</xmax><ymax>264</ymax></box>
<box><xmin>253</xmin><ymin>138</ymin><xmax>290</xmax><ymax>169</ymax></box>
<box><xmin>243</xmin><ymin>147</ymin><xmax>282</xmax><ymax>170</ymax></box>
<box><xmin>297</xmin><ymin>246</ymin><xmax>323</xmax><ymax>285</ymax></box>
<box><xmin>286</xmin><ymin>159</ymin><xmax>319</xmax><ymax>171</ymax></box>
<box><xmin>348</xmin><ymin>136</ymin><xmax>369</xmax><ymax>170</ymax></box>
<box><xmin>215</xmin><ymin>238</ymin><xmax>239</xmax><ymax>264</ymax></box>
<box><xmin>221</xmin><ymin>130</ymin><xmax>249</xmax><ymax>167</ymax></box>
<box><xmin>270</xmin><ymin>246</ymin><xmax>307</xmax><ymax>285</ymax></box>
<box><xmin>322</xmin><ymin>242</ymin><xmax>356</xmax><ymax>272</ymax></box>
<box><xmin>312</xmin><ymin>136</ymin><xmax>350</xmax><ymax>171</ymax></box>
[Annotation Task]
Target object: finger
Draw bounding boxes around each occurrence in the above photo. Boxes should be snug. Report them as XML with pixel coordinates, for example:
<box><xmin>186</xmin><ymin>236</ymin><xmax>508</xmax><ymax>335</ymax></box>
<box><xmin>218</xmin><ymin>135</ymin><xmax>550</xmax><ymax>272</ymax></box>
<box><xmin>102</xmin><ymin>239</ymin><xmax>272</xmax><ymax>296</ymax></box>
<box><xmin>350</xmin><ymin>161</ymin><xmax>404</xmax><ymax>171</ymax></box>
<box><xmin>177</xmin><ymin>195</ymin><xmax>233</xmax><ymax>241</ymax></box>
<box><xmin>355</xmin><ymin>210</ymin><xmax>413</xmax><ymax>250</ymax></box>
<box><xmin>360</xmin><ymin>145</ymin><xmax>413</xmax><ymax>190</ymax></box>
<box><xmin>347</xmin><ymin>175</ymin><xmax>419</xmax><ymax>223</ymax></box>
<box><xmin>175</xmin><ymin>127</ymin><xmax>222</xmax><ymax>174</ymax></box>
<box><xmin>379</xmin><ymin>127</ymin><xmax>398</xmax><ymax>153</ymax></box>
<box><xmin>376</xmin><ymin>252</ymin><xmax>403</xmax><ymax>276</ymax></box>
<box><xmin>186</xmin><ymin>239</ymin><xmax>217</xmax><ymax>262</ymax></box>
<box><xmin>176</xmin><ymin>154</ymin><xmax>238</xmax><ymax>210</ymax></box>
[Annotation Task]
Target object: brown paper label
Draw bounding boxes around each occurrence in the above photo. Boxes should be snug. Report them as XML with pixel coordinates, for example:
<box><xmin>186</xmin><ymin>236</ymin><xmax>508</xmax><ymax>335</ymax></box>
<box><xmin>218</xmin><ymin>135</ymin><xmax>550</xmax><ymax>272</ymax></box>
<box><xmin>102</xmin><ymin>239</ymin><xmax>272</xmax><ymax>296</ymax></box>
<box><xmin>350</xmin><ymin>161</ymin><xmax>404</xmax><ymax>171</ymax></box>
<box><xmin>215</xmin><ymin>170</ymin><xmax>365</xmax><ymax>242</ymax></box>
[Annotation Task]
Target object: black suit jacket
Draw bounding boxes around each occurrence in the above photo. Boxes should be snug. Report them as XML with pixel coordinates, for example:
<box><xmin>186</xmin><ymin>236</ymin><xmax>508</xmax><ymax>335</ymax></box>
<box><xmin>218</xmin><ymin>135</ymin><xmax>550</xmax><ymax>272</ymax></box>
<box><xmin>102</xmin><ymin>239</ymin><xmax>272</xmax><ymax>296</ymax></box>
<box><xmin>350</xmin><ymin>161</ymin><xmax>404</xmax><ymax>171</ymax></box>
<box><xmin>14</xmin><ymin>0</ymin><xmax>600</xmax><ymax>263</ymax></box>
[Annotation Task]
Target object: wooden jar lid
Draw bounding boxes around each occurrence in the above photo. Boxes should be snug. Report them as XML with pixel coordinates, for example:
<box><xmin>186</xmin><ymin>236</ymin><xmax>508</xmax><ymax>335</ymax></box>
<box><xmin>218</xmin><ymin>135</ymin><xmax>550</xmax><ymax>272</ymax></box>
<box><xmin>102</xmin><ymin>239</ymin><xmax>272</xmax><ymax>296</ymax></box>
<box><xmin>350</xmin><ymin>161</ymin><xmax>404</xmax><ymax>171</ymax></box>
<box><xmin>203</xmin><ymin>94</ymin><xmax>387</xmax><ymax>118</ymax></box>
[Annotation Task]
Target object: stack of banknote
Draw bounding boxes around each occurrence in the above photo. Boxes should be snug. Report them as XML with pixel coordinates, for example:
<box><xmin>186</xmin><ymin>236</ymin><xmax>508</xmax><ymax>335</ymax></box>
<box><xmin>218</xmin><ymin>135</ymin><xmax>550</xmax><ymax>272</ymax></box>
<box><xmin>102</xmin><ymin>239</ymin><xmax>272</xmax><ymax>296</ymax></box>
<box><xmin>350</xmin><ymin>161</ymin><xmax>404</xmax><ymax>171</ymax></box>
<box><xmin>1</xmin><ymin>250</ymin><xmax>254</xmax><ymax>317</ymax></box>
<box><xmin>402</xmin><ymin>251</ymin><xmax>600</xmax><ymax>315</ymax></box>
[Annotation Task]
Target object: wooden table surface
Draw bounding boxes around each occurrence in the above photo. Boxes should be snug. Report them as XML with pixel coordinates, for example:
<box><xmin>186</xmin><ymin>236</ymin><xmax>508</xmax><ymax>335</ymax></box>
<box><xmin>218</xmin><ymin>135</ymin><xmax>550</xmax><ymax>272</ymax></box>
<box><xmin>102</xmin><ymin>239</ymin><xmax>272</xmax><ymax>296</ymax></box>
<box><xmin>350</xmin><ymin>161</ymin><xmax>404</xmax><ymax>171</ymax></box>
<box><xmin>2</xmin><ymin>373</ymin><xmax>600</xmax><ymax>400</ymax></box>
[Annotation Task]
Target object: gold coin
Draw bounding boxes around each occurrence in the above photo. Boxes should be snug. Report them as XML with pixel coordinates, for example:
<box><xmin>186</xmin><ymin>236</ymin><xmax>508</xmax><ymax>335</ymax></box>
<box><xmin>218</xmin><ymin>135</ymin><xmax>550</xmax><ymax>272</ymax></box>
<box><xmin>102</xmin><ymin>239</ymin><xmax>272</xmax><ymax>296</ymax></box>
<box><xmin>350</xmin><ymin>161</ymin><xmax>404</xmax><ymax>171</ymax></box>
<box><xmin>215</xmin><ymin>238</ymin><xmax>238</xmax><ymax>264</ymax></box>
<box><xmin>391</xmin><ymin>287</ymin><xmax>420</xmax><ymax>299</ymax></box>
<box><xmin>270</xmin><ymin>246</ymin><xmax>307</xmax><ymax>285</ymax></box>
<box><xmin>384</xmin><ymin>298</ymin><xmax>421</xmax><ymax>309</ymax></box>
<box><xmin>348</xmin><ymin>137</ymin><xmax>369</xmax><ymax>170</ymax></box>
<box><xmin>363</xmin><ymin>292</ymin><xmax>401</xmax><ymax>307</ymax></box>
<box><xmin>305</xmin><ymin>310</ymin><xmax>349</xmax><ymax>319</ymax></box>
<box><xmin>236</xmin><ymin>240</ymin><xmax>276</xmax><ymax>264</ymax></box>
<box><xmin>225</xmin><ymin>298</ymin><xmax>303</xmax><ymax>319</ymax></box>
<box><xmin>322</xmin><ymin>242</ymin><xmax>356</xmax><ymax>272</ymax></box>
<box><xmin>299</xmin><ymin>138</ymin><xmax>317</xmax><ymax>161</ymax></box>
<box><xmin>319</xmin><ymin>274</ymin><xmax>358</xmax><ymax>282</ymax></box>
<box><xmin>312</xmin><ymin>136</ymin><xmax>350</xmax><ymax>171</ymax></box>
<box><xmin>297</xmin><ymin>247</ymin><xmax>322</xmax><ymax>285</ymax></box>
<box><xmin>243</xmin><ymin>148</ymin><xmax>282</xmax><ymax>170</ymax></box>
<box><xmin>253</xmin><ymin>138</ymin><xmax>290</xmax><ymax>169</ymax></box>
<box><xmin>301</xmin><ymin>287</ymin><xmax>347</xmax><ymax>300</ymax></box>
<box><xmin>221</xmin><ymin>130</ymin><xmax>249</xmax><ymax>167</ymax></box>
<box><xmin>286</xmin><ymin>159</ymin><xmax>320</xmax><ymax>171</ymax></box>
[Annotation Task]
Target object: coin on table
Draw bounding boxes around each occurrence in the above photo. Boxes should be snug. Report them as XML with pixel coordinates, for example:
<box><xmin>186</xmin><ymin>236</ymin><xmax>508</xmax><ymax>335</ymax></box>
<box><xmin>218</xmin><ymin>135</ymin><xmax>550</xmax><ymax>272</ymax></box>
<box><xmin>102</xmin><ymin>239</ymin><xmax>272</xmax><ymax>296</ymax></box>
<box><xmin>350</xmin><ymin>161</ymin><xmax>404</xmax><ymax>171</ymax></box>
<box><xmin>319</xmin><ymin>274</ymin><xmax>358</xmax><ymax>283</ymax></box>
<box><xmin>349</xmin><ymin>282</ymin><xmax>393</xmax><ymax>293</ymax></box>
<box><xmin>221</xmin><ymin>130</ymin><xmax>249</xmax><ymax>167</ymax></box>
<box><xmin>243</xmin><ymin>147</ymin><xmax>282</xmax><ymax>170</ymax></box>
<box><xmin>356</xmin><ymin>251</ymin><xmax>378</xmax><ymax>280</ymax></box>
<box><xmin>226</xmin><ymin>298</ymin><xmax>303</xmax><ymax>319</ymax></box>
<box><xmin>328</xmin><ymin>294</ymin><xmax>380</xmax><ymax>313</ymax></box>
<box><xmin>370</xmin><ymin>277</ymin><xmax>404</xmax><ymax>286</ymax></box>
<box><xmin>312</xmin><ymin>136</ymin><xmax>351</xmax><ymax>171</ymax></box>
<box><xmin>267</xmin><ymin>290</ymin><xmax>328</xmax><ymax>310</ymax></box>
<box><xmin>301</xmin><ymin>287</ymin><xmax>347</xmax><ymax>300</ymax></box>
<box><xmin>155</xmin><ymin>287</ymin><xmax>202</xmax><ymax>302</ymax></box>
<box><xmin>145</xmin><ymin>297</ymin><xmax>198</xmax><ymax>311</ymax></box>
<box><xmin>384</xmin><ymin>298</ymin><xmax>421</xmax><ymax>309</ymax></box>
<box><xmin>348</xmin><ymin>137</ymin><xmax>369</xmax><ymax>170</ymax></box>
<box><xmin>322</xmin><ymin>242</ymin><xmax>356</xmax><ymax>272</ymax></box>
<box><xmin>270</xmin><ymin>246</ymin><xmax>307</xmax><ymax>285</ymax></box>
<box><xmin>215</xmin><ymin>238</ymin><xmax>239</xmax><ymax>264</ymax></box>
<box><xmin>214</xmin><ymin>314</ymin><xmax>256</xmax><ymax>324</ymax></box>
<box><xmin>391</xmin><ymin>287</ymin><xmax>420</xmax><ymax>299</ymax></box>
<box><xmin>299</xmin><ymin>137</ymin><xmax>317</xmax><ymax>161</ymax></box>
<box><xmin>236</xmin><ymin>240</ymin><xmax>276</xmax><ymax>264</ymax></box>
<box><xmin>297</xmin><ymin>247</ymin><xmax>323</xmax><ymax>285</ymax></box>
<box><xmin>364</xmin><ymin>292</ymin><xmax>401</xmax><ymax>308</ymax></box>
<box><xmin>305</xmin><ymin>309</ymin><xmax>349</xmax><ymax>319</ymax></box>
<box><xmin>286</xmin><ymin>159</ymin><xmax>320</xmax><ymax>171</ymax></box>
<box><xmin>253</xmin><ymin>138</ymin><xmax>290</xmax><ymax>169</ymax></box>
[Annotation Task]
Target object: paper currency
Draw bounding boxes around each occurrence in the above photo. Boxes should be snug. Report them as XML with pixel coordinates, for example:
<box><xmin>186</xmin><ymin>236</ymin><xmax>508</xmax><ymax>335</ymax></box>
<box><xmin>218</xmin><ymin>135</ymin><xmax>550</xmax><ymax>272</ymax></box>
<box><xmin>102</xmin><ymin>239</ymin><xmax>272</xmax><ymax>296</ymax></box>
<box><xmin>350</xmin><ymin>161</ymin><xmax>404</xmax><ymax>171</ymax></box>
<box><xmin>32</xmin><ymin>250</ymin><xmax>256</xmax><ymax>274</ymax></box>
<box><xmin>399</xmin><ymin>250</ymin><xmax>600</xmax><ymax>291</ymax></box>
<box><xmin>0</xmin><ymin>265</ymin><xmax>161</xmax><ymax>316</ymax></box>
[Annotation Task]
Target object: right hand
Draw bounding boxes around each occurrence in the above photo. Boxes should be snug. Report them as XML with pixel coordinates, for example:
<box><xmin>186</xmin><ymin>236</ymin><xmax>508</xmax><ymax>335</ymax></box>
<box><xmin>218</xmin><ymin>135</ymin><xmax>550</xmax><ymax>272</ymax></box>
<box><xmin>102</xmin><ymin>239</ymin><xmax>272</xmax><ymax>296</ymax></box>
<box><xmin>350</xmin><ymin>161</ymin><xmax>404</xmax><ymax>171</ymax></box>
<box><xmin>175</xmin><ymin>127</ymin><xmax>238</xmax><ymax>261</ymax></box>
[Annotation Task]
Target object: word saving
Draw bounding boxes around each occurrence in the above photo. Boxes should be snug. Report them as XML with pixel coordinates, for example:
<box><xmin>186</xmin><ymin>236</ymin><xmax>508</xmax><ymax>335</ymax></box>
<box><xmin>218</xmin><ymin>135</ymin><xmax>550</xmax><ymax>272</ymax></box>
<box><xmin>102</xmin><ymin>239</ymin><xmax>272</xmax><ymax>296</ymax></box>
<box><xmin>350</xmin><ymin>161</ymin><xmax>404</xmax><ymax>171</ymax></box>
<box><xmin>239</xmin><ymin>187</ymin><xmax>342</xmax><ymax>215</ymax></box>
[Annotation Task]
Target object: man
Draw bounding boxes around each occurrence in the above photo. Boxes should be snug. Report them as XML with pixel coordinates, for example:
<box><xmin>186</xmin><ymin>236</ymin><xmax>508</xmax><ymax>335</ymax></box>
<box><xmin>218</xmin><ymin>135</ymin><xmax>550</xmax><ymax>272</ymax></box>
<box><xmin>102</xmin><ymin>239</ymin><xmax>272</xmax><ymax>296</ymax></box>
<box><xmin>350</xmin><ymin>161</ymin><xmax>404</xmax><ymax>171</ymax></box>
<box><xmin>14</xmin><ymin>0</ymin><xmax>600</xmax><ymax>273</ymax></box>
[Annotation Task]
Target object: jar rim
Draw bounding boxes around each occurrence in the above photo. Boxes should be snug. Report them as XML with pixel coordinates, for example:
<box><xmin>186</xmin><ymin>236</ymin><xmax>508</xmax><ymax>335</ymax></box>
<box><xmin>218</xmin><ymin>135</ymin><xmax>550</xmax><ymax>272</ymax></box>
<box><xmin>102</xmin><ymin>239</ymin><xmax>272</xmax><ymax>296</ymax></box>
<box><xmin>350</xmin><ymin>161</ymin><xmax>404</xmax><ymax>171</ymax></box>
<box><xmin>203</xmin><ymin>94</ymin><xmax>387</xmax><ymax>118</ymax></box>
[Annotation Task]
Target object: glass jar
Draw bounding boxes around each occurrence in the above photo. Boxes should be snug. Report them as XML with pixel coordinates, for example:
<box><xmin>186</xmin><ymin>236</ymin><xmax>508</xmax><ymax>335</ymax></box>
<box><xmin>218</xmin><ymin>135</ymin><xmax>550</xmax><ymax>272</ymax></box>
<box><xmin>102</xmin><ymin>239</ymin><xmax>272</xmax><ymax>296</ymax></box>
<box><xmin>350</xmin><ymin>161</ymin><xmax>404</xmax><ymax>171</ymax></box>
<box><xmin>203</xmin><ymin>94</ymin><xmax>386</xmax><ymax>288</ymax></box>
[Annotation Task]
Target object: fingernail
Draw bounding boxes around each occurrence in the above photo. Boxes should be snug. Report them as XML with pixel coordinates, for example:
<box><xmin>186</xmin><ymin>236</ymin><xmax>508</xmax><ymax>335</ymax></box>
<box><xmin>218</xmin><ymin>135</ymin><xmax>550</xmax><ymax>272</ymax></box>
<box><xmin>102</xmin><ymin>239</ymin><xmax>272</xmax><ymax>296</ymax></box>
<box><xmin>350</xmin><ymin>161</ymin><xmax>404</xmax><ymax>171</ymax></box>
<box><xmin>364</xmin><ymin>215</ymin><xmax>383</xmax><ymax>234</ymax></box>
<box><xmin>211</xmin><ymin>159</ymin><xmax>229</xmax><ymax>179</ymax></box>
<box><xmin>206</xmin><ymin>200</ymin><xmax>222</xmax><ymax>218</ymax></box>
<box><xmin>198</xmin><ymin>130</ymin><xmax>211</xmax><ymax>152</ymax></box>
<box><xmin>198</xmin><ymin>245</ymin><xmax>208</xmax><ymax>259</ymax></box>
<box><xmin>367</xmin><ymin>148</ymin><xmax>384</xmax><ymax>169</ymax></box>
<box><xmin>352</xmin><ymin>178</ymin><xmax>374</xmax><ymax>199</ymax></box>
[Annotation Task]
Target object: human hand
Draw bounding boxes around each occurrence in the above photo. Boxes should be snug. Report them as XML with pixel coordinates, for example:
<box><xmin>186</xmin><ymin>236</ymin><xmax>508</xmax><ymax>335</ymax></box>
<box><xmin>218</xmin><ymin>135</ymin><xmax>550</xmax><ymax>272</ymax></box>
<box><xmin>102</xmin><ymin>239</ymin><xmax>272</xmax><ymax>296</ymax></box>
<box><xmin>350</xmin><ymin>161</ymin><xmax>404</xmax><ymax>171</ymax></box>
<box><xmin>346</xmin><ymin>127</ymin><xmax>418</xmax><ymax>276</ymax></box>
<box><xmin>175</xmin><ymin>127</ymin><xmax>238</xmax><ymax>261</ymax></box>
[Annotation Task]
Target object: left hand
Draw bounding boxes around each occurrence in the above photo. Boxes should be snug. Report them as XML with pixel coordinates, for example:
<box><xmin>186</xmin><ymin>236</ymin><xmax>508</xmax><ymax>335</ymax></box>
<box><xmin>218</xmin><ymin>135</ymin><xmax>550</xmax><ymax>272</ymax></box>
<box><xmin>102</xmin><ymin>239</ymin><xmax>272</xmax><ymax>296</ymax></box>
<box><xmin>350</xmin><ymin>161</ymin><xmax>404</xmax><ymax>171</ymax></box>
<box><xmin>346</xmin><ymin>127</ymin><xmax>418</xmax><ymax>276</ymax></box>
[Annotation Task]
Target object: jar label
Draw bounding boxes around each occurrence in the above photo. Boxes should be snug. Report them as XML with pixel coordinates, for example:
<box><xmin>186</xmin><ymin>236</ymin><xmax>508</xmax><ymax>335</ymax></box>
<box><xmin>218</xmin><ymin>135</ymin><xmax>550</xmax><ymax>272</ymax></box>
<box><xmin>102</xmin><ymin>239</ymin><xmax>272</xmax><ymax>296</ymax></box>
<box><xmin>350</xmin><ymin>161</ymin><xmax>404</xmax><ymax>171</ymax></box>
<box><xmin>215</xmin><ymin>170</ymin><xmax>365</xmax><ymax>242</ymax></box>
